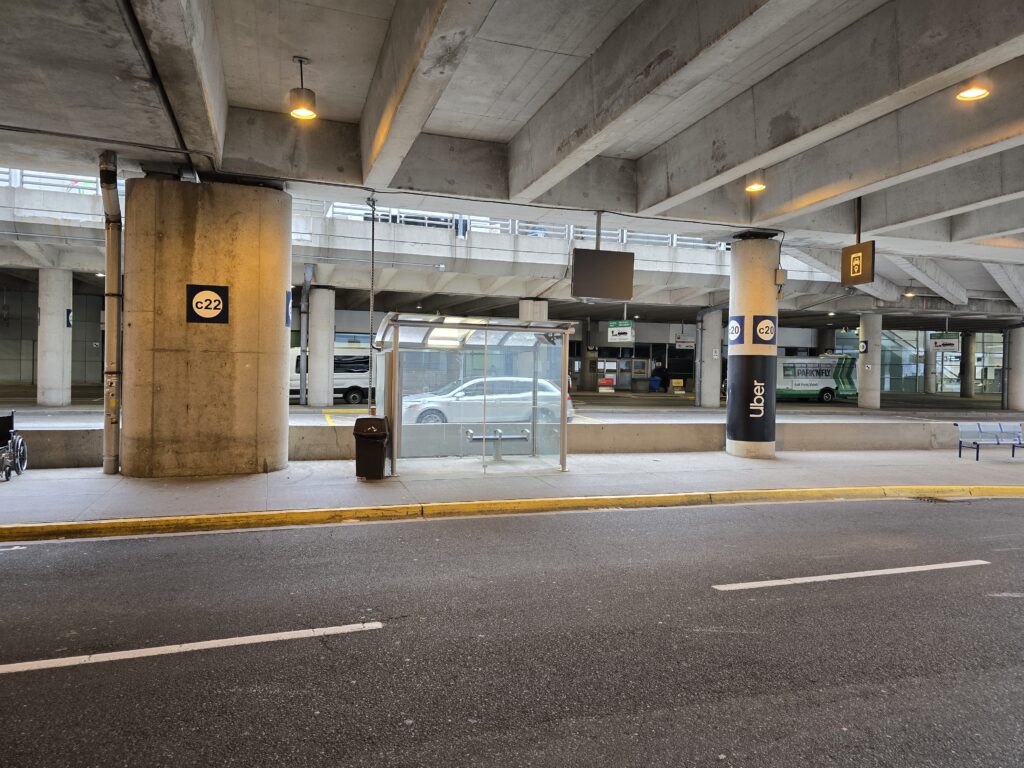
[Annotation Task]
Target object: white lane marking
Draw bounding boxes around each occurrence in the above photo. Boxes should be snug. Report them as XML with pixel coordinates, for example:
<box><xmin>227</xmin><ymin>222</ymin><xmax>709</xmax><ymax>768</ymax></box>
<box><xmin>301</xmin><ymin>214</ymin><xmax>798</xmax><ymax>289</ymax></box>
<box><xmin>986</xmin><ymin>592</ymin><xmax>1024</xmax><ymax>598</ymax></box>
<box><xmin>713</xmin><ymin>560</ymin><xmax>990</xmax><ymax>591</ymax></box>
<box><xmin>0</xmin><ymin>546</ymin><xmax>26</xmax><ymax>552</ymax></box>
<box><xmin>0</xmin><ymin>621</ymin><xmax>383</xmax><ymax>675</ymax></box>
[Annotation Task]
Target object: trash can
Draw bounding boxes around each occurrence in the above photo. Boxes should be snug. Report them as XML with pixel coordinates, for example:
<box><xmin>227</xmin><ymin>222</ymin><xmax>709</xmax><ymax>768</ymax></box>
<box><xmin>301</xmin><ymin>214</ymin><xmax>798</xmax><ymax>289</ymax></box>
<box><xmin>353</xmin><ymin>416</ymin><xmax>389</xmax><ymax>480</ymax></box>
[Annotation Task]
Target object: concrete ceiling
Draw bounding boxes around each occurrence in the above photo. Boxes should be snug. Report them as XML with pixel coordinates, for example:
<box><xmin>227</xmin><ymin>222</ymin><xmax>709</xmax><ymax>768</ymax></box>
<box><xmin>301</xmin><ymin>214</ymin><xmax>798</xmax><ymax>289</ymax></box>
<box><xmin>1</xmin><ymin>0</ymin><xmax>1024</xmax><ymax>326</ymax></box>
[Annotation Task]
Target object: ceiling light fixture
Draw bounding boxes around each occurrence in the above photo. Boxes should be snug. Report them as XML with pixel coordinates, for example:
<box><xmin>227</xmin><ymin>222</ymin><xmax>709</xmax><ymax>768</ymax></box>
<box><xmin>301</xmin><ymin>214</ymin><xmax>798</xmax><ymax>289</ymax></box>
<box><xmin>903</xmin><ymin>288</ymin><xmax>916</xmax><ymax>298</ymax></box>
<box><xmin>95</xmin><ymin>272</ymin><xmax>105</xmax><ymax>278</ymax></box>
<box><xmin>744</xmin><ymin>171</ymin><xmax>767</xmax><ymax>193</ymax></box>
<box><xmin>956</xmin><ymin>85</ymin><xmax>990</xmax><ymax>102</ymax></box>
<box><xmin>289</xmin><ymin>56</ymin><xmax>317</xmax><ymax>120</ymax></box>
<box><xmin>827</xmin><ymin>311</ymin><xmax>836</xmax><ymax>317</ymax></box>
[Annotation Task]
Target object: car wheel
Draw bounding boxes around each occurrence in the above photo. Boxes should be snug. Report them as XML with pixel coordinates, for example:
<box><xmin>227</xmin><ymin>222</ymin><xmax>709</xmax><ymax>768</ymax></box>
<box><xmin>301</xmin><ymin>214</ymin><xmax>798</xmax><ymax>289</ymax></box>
<box><xmin>416</xmin><ymin>410</ymin><xmax>447</xmax><ymax>424</ymax></box>
<box><xmin>344</xmin><ymin>388</ymin><xmax>364</xmax><ymax>405</ymax></box>
<box><xmin>818</xmin><ymin>387</ymin><xmax>835</xmax><ymax>403</ymax></box>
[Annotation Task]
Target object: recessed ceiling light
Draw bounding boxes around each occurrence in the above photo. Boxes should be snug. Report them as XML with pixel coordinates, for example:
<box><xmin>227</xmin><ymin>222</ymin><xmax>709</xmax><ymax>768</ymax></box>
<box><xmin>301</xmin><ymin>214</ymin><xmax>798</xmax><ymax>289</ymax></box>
<box><xmin>95</xmin><ymin>272</ymin><xmax>105</xmax><ymax>278</ymax></box>
<box><xmin>827</xmin><ymin>311</ymin><xmax>836</xmax><ymax>317</ymax></box>
<box><xmin>956</xmin><ymin>85</ymin><xmax>990</xmax><ymax>102</ymax></box>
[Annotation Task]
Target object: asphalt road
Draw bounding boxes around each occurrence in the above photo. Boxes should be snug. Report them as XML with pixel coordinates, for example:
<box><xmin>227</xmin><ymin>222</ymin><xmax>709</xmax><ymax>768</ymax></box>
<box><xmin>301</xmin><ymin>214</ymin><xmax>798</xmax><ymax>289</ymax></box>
<box><xmin>1</xmin><ymin>499</ymin><xmax>1023</xmax><ymax>767</ymax></box>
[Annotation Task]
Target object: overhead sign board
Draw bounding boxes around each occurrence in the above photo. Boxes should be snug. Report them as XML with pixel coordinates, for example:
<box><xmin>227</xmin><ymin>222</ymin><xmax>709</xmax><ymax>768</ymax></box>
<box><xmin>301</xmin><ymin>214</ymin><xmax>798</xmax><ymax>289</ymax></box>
<box><xmin>608</xmin><ymin>319</ymin><xmax>635</xmax><ymax>343</ymax></box>
<box><xmin>841</xmin><ymin>241</ymin><xmax>876</xmax><ymax>287</ymax></box>
<box><xmin>931</xmin><ymin>332</ymin><xmax>960</xmax><ymax>352</ymax></box>
<box><xmin>674</xmin><ymin>333</ymin><xmax>695</xmax><ymax>350</ymax></box>
<box><xmin>571</xmin><ymin>248</ymin><xmax>635</xmax><ymax>301</ymax></box>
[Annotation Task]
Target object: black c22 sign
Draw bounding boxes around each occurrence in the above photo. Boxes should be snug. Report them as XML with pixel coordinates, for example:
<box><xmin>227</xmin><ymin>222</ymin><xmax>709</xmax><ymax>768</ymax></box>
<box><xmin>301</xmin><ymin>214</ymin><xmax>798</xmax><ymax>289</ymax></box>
<box><xmin>186</xmin><ymin>284</ymin><xmax>229</xmax><ymax>324</ymax></box>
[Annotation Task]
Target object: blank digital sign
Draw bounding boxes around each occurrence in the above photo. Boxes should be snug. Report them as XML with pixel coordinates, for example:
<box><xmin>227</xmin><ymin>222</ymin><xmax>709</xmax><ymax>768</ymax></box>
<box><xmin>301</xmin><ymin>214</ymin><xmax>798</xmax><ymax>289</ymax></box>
<box><xmin>571</xmin><ymin>248</ymin><xmax>634</xmax><ymax>301</ymax></box>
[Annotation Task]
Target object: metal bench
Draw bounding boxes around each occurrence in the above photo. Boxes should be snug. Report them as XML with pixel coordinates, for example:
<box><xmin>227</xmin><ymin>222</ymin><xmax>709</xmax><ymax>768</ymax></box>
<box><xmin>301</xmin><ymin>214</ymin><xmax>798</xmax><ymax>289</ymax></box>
<box><xmin>954</xmin><ymin>422</ymin><xmax>1023</xmax><ymax>461</ymax></box>
<box><xmin>0</xmin><ymin>410</ymin><xmax>28</xmax><ymax>481</ymax></box>
<box><xmin>464</xmin><ymin>428</ymin><xmax>530</xmax><ymax>462</ymax></box>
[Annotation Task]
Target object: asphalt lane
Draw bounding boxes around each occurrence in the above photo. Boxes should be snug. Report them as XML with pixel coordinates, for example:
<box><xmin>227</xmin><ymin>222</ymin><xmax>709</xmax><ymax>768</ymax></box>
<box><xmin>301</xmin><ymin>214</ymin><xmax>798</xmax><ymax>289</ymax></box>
<box><xmin>1</xmin><ymin>499</ymin><xmax>1023</xmax><ymax>766</ymax></box>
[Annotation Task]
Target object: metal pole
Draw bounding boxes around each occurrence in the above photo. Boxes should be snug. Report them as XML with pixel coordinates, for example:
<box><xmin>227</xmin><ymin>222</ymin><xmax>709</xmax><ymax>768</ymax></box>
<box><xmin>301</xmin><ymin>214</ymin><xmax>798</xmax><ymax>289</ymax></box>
<box><xmin>99</xmin><ymin>151</ymin><xmax>121</xmax><ymax>475</ymax></box>
<box><xmin>595</xmin><ymin>210</ymin><xmax>602</xmax><ymax>251</ymax></box>
<box><xmin>560</xmin><ymin>329</ymin><xmax>570</xmax><ymax>471</ymax></box>
<box><xmin>299</xmin><ymin>263</ymin><xmax>312</xmax><ymax>405</ymax></box>
<box><xmin>368</xmin><ymin>196</ymin><xmax>378</xmax><ymax>414</ymax></box>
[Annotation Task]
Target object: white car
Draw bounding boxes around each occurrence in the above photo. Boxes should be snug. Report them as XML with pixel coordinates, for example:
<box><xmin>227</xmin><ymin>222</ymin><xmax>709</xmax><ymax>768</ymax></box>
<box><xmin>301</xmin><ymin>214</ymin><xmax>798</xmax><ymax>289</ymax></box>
<box><xmin>403</xmin><ymin>377</ymin><xmax>572</xmax><ymax>424</ymax></box>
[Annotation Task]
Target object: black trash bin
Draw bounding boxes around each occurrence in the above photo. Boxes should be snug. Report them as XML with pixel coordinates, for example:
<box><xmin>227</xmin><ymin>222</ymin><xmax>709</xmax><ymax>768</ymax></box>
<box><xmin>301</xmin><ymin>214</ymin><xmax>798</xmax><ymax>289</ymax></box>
<box><xmin>353</xmin><ymin>416</ymin><xmax>390</xmax><ymax>480</ymax></box>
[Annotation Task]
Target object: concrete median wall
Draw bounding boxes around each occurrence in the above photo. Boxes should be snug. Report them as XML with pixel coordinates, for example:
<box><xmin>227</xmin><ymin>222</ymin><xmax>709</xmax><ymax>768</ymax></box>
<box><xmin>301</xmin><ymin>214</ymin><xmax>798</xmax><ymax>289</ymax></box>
<box><xmin>20</xmin><ymin>421</ymin><xmax>961</xmax><ymax>469</ymax></box>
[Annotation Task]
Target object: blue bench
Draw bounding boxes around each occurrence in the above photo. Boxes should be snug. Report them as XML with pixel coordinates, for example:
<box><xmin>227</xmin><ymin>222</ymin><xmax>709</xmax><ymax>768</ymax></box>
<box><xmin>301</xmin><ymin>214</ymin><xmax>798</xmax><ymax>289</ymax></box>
<box><xmin>954</xmin><ymin>422</ymin><xmax>1023</xmax><ymax>461</ymax></box>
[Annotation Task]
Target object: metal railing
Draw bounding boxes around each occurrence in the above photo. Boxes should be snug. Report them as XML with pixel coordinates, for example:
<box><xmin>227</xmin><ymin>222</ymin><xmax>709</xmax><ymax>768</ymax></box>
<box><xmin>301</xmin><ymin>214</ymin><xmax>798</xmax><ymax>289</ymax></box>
<box><xmin>0</xmin><ymin>166</ymin><xmax>724</xmax><ymax>252</ymax></box>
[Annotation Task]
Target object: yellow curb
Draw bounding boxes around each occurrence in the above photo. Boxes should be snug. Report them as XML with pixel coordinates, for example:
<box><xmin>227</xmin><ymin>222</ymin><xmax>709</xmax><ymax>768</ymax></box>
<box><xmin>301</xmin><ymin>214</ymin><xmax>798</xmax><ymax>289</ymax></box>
<box><xmin>3</xmin><ymin>486</ymin><xmax>1024</xmax><ymax>543</ymax></box>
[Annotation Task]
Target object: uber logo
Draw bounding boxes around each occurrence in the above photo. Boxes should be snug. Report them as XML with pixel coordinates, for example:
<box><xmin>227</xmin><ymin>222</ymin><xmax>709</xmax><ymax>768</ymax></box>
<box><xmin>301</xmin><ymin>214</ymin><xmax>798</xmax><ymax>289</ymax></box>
<box><xmin>727</xmin><ymin>316</ymin><xmax>744</xmax><ymax>345</ymax></box>
<box><xmin>753</xmin><ymin>315</ymin><xmax>776</xmax><ymax>345</ymax></box>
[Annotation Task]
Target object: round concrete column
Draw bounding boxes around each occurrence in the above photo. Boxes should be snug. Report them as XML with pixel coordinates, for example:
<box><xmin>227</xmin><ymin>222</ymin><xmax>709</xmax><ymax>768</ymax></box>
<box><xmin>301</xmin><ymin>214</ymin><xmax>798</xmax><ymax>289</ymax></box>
<box><xmin>121</xmin><ymin>178</ymin><xmax>291</xmax><ymax>477</ymax></box>
<box><xmin>960</xmin><ymin>331</ymin><xmax>976</xmax><ymax>398</ymax></box>
<box><xmin>36</xmin><ymin>268</ymin><xmax>73</xmax><ymax>406</ymax></box>
<box><xmin>697</xmin><ymin>309</ymin><xmax>723</xmax><ymax>408</ymax></box>
<box><xmin>307</xmin><ymin>287</ymin><xmax>336</xmax><ymax>408</ymax></box>
<box><xmin>924</xmin><ymin>333</ymin><xmax>937</xmax><ymax>394</ymax></box>
<box><xmin>726</xmin><ymin>236</ymin><xmax>779</xmax><ymax>458</ymax></box>
<box><xmin>1007</xmin><ymin>328</ymin><xmax>1024</xmax><ymax>410</ymax></box>
<box><xmin>857</xmin><ymin>313</ymin><xmax>882</xmax><ymax>409</ymax></box>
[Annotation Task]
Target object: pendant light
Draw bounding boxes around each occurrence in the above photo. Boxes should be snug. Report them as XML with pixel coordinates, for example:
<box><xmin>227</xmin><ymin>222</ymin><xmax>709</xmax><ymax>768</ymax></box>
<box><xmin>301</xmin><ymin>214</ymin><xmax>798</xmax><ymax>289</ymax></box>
<box><xmin>289</xmin><ymin>56</ymin><xmax>317</xmax><ymax>120</ymax></box>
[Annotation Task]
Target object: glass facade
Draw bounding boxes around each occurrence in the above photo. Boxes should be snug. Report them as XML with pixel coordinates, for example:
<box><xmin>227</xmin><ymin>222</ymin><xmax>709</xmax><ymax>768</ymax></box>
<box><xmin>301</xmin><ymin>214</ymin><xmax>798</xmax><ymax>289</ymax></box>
<box><xmin>832</xmin><ymin>329</ymin><xmax>1003</xmax><ymax>394</ymax></box>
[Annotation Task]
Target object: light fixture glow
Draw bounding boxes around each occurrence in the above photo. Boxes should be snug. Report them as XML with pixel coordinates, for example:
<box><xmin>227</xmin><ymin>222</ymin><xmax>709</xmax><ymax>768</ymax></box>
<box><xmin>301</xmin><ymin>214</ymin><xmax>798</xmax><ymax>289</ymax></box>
<box><xmin>956</xmin><ymin>85</ymin><xmax>990</xmax><ymax>102</ymax></box>
<box><xmin>633</xmin><ymin>314</ymin><xmax>640</xmax><ymax>320</ymax></box>
<box><xmin>95</xmin><ymin>272</ymin><xmax>105</xmax><ymax>278</ymax></box>
<box><xmin>903</xmin><ymin>289</ymin><xmax>916</xmax><ymax>298</ymax></box>
<box><xmin>745</xmin><ymin>180</ymin><xmax>766</xmax><ymax>193</ymax></box>
<box><xmin>827</xmin><ymin>311</ymin><xmax>836</xmax><ymax>317</ymax></box>
<box><xmin>289</xmin><ymin>56</ymin><xmax>317</xmax><ymax>120</ymax></box>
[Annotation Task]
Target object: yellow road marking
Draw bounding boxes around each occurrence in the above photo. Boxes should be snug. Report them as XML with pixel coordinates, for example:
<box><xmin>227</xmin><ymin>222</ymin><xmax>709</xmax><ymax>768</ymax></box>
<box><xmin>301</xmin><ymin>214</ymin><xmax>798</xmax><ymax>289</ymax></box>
<box><xmin>2</xmin><ymin>485</ymin><xmax>1024</xmax><ymax>542</ymax></box>
<box><xmin>321</xmin><ymin>407</ymin><xmax>369</xmax><ymax>425</ymax></box>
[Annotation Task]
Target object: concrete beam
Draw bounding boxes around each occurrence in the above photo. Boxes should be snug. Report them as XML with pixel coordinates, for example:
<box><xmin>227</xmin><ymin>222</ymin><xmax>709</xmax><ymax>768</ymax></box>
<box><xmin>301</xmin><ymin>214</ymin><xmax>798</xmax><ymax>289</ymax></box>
<box><xmin>749</xmin><ymin>54</ymin><xmax>1024</xmax><ymax>225</ymax></box>
<box><xmin>360</xmin><ymin>0</ymin><xmax>496</xmax><ymax>188</ymax></box>
<box><xmin>508</xmin><ymin>0</ymin><xmax>824</xmax><ymax>202</ymax></box>
<box><xmin>221</xmin><ymin>108</ymin><xmax>361</xmax><ymax>185</ymax></box>
<box><xmin>787</xmin><ymin>248</ymin><xmax>899</xmax><ymax>303</ymax></box>
<box><xmin>859</xmin><ymin>147</ymin><xmax>1024</xmax><ymax>234</ymax></box>
<box><xmin>885</xmin><ymin>254</ymin><xmax>969</xmax><ymax>306</ymax></box>
<box><xmin>951</xmin><ymin>197</ymin><xmax>1024</xmax><ymax>242</ymax></box>
<box><xmin>132</xmin><ymin>0</ymin><xmax>229</xmax><ymax>169</ymax></box>
<box><xmin>638</xmin><ymin>0</ymin><xmax>1024</xmax><ymax>215</ymax></box>
<box><xmin>983</xmin><ymin>262</ymin><xmax>1024</xmax><ymax>312</ymax></box>
<box><xmin>393</xmin><ymin>133</ymin><xmax>508</xmax><ymax>199</ymax></box>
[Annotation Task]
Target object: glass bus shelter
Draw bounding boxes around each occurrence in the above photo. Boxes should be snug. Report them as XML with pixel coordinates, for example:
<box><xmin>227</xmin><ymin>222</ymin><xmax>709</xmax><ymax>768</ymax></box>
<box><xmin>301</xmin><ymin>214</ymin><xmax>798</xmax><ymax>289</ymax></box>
<box><xmin>375</xmin><ymin>313</ymin><xmax>575</xmax><ymax>474</ymax></box>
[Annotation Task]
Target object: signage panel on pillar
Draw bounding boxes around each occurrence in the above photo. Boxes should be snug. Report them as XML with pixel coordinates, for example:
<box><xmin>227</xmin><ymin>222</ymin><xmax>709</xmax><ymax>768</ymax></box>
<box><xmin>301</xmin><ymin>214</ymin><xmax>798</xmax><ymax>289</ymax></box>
<box><xmin>186</xmin><ymin>284</ymin><xmax>229</xmax><ymax>324</ymax></box>
<box><xmin>858</xmin><ymin>340</ymin><xmax>868</xmax><ymax>354</ymax></box>
<box><xmin>571</xmin><ymin>249</ymin><xmax>635</xmax><ymax>301</ymax></box>
<box><xmin>752</xmin><ymin>315</ymin><xmax>776</xmax><ymax>345</ymax></box>
<box><xmin>727</xmin><ymin>316</ymin><xmax>744</xmax><ymax>345</ymax></box>
<box><xmin>841</xmin><ymin>241</ymin><xmax>876</xmax><ymax>287</ymax></box>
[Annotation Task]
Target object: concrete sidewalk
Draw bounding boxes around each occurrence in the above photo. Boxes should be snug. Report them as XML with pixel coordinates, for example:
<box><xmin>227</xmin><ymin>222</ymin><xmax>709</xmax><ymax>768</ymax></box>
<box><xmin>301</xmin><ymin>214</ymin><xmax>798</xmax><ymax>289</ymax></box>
<box><xmin>3</xmin><ymin>450</ymin><xmax>1022</xmax><ymax>527</ymax></box>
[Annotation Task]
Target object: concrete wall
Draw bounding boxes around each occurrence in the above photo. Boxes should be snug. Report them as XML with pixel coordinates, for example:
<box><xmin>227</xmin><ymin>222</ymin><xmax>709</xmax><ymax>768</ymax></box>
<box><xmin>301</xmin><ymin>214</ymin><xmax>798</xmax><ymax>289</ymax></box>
<box><xmin>121</xmin><ymin>178</ymin><xmax>291</xmax><ymax>477</ymax></box>
<box><xmin>24</xmin><ymin>421</ymin><xmax>960</xmax><ymax>468</ymax></box>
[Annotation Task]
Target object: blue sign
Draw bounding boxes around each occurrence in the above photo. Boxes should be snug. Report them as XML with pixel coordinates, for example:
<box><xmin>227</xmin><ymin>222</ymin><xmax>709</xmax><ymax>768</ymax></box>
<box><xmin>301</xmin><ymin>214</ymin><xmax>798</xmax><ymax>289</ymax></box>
<box><xmin>753</xmin><ymin>315</ymin><xmax>777</xmax><ymax>345</ymax></box>
<box><xmin>727</xmin><ymin>316</ymin><xmax>744</xmax><ymax>345</ymax></box>
<box><xmin>285</xmin><ymin>290</ymin><xmax>292</xmax><ymax>327</ymax></box>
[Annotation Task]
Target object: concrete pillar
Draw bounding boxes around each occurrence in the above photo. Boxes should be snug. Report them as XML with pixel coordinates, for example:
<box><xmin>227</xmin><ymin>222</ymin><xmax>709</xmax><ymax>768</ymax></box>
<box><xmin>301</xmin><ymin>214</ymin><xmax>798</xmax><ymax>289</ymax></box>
<box><xmin>960</xmin><ymin>331</ymin><xmax>976</xmax><ymax>398</ymax></box>
<box><xmin>1007</xmin><ymin>328</ymin><xmax>1024</xmax><ymax>410</ymax></box>
<box><xmin>816</xmin><ymin>327</ymin><xmax>836</xmax><ymax>355</ymax></box>
<box><xmin>697</xmin><ymin>309</ymin><xmax>723</xmax><ymax>407</ymax></box>
<box><xmin>924</xmin><ymin>333</ymin><xmax>937</xmax><ymax>394</ymax></box>
<box><xmin>518</xmin><ymin>298</ymin><xmax>548</xmax><ymax>321</ymax></box>
<box><xmin>121</xmin><ymin>178</ymin><xmax>291</xmax><ymax>477</ymax></box>
<box><xmin>857</xmin><ymin>313</ymin><xmax>882</xmax><ymax>409</ymax></box>
<box><xmin>308</xmin><ymin>287</ymin><xmax>335</xmax><ymax>408</ymax></box>
<box><xmin>726</xmin><ymin>235</ymin><xmax>779</xmax><ymax>458</ymax></box>
<box><xmin>36</xmin><ymin>268</ymin><xmax>73</xmax><ymax>406</ymax></box>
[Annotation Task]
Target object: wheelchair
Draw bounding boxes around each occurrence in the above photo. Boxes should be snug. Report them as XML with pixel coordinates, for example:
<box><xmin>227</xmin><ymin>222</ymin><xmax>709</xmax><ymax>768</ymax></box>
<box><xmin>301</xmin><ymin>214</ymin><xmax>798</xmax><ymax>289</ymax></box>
<box><xmin>0</xmin><ymin>410</ymin><xmax>27</xmax><ymax>481</ymax></box>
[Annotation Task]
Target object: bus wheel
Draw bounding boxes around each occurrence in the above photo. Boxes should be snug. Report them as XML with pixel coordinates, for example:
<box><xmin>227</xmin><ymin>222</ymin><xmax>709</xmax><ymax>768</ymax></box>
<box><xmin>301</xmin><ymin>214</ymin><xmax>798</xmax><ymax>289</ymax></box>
<box><xmin>344</xmin><ymin>388</ymin><xmax>364</xmax><ymax>405</ymax></box>
<box><xmin>818</xmin><ymin>387</ymin><xmax>835</xmax><ymax>403</ymax></box>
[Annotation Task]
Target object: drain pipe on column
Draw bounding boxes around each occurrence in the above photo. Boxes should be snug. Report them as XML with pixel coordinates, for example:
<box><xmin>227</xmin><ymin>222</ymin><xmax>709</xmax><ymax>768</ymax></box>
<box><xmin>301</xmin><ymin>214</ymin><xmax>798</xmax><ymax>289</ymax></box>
<box><xmin>99</xmin><ymin>151</ymin><xmax>122</xmax><ymax>475</ymax></box>
<box><xmin>299</xmin><ymin>263</ymin><xmax>313</xmax><ymax>406</ymax></box>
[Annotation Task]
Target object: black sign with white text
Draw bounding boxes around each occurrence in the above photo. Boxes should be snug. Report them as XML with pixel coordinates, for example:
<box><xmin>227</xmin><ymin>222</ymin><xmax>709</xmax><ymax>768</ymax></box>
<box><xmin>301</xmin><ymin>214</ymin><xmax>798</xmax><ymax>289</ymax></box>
<box><xmin>726</xmin><ymin>355</ymin><xmax>777</xmax><ymax>443</ymax></box>
<box><xmin>186</xmin><ymin>284</ymin><xmax>229</xmax><ymax>324</ymax></box>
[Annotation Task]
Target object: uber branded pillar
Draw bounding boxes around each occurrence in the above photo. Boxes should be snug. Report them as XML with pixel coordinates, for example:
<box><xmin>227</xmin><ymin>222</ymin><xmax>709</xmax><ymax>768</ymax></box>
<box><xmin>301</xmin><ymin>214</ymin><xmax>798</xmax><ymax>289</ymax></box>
<box><xmin>726</xmin><ymin>232</ymin><xmax>780</xmax><ymax>459</ymax></box>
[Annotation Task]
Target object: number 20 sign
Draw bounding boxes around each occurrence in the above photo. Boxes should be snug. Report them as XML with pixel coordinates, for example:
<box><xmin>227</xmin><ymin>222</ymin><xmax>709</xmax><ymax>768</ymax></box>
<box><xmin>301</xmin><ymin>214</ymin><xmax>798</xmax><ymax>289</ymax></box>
<box><xmin>186</xmin><ymin>284</ymin><xmax>229</xmax><ymax>324</ymax></box>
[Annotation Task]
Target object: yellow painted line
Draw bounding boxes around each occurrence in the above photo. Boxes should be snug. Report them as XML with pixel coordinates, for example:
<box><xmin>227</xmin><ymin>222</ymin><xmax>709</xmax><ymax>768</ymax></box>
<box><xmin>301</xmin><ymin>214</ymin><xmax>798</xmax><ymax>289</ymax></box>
<box><xmin>321</xmin><ymin>408</ymin><xmax>368</xmax><ymax>425</ymax></box>
<box><xmin>2</xmin><ymin>485</ymin><xmax>1023</xmax><ymax>543</ymax></box>
<box><xmin>323</xmin><ymin>411</ymin><xmax>334</xmax><ymax>426</ymax></box>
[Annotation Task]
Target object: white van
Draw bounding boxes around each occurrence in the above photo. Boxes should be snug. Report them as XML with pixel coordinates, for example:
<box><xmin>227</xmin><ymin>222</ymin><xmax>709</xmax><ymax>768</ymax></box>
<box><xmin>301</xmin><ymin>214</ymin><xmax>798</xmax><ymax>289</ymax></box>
<box><xmin>288</xmin><ymin>347</ymin><xmax>372</xmax><ymax>404</ymax></box>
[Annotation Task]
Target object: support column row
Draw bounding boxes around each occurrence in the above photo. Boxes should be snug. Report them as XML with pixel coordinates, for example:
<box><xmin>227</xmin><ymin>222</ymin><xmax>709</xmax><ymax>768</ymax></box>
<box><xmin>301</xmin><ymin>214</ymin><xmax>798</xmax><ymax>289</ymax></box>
<box><xmin>37</xmin><ymin>268</ymin><xmax>72</xmax><ymax>406</ymax></box>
